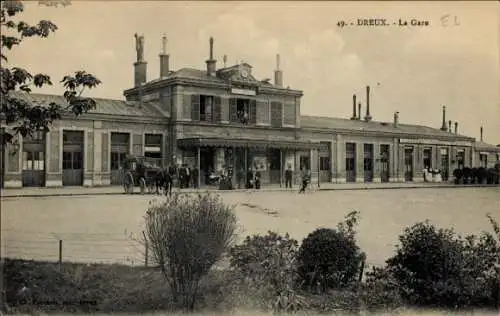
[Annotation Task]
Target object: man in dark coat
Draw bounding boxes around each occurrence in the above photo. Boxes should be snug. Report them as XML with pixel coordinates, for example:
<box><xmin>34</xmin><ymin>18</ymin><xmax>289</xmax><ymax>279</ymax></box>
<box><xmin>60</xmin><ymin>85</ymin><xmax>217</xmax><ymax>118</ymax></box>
<box><xmin>285</xmin><ymin>164</ymin><xmax>293</xmax><ymax>188</ymax></box>
<box><xmin>191</xmin><ymin>166</ymin><xmax>199</xmax><ymax>189</ymax></box>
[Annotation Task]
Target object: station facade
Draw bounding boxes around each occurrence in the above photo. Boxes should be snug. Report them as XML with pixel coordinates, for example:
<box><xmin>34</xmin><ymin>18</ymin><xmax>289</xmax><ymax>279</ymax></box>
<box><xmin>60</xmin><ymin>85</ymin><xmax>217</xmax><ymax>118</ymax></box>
<box><xmin>1</xmin><ymin>36</ymin><xmax>499</xmax><ymax>188</ymax></box>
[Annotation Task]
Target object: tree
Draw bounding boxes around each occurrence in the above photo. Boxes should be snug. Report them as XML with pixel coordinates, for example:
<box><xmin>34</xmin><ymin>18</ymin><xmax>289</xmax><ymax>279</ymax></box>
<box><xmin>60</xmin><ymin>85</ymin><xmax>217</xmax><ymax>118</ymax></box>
<box><xmin>0</xmin><ymin>0</ymin><xmax>101</xmax><ymax>145</ymax></box>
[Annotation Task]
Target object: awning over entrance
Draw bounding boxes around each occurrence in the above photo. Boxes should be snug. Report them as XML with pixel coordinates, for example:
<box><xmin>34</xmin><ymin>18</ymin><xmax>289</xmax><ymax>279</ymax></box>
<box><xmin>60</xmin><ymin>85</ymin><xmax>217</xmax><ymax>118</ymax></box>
<box><xmin>178</xmin><ymin>137</ymin><xmax>323</xmax><ymax>150</ymax></box>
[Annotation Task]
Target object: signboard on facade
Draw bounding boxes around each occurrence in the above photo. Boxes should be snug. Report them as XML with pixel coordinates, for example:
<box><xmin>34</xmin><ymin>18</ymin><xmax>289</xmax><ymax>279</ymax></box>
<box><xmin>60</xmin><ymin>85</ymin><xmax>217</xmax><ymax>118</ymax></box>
<box><xmin>231</xmin><ymin>88</ymin><xmax>256</xmax><ymax>96</ymax></box>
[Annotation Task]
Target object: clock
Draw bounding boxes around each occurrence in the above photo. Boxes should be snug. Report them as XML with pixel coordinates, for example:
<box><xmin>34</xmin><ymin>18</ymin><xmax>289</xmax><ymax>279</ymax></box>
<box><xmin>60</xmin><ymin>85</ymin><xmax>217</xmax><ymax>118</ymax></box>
<box><xmin>241</xmin><ymin>69</ymin><xmax>249</xmax><ymax>78</ymax></box>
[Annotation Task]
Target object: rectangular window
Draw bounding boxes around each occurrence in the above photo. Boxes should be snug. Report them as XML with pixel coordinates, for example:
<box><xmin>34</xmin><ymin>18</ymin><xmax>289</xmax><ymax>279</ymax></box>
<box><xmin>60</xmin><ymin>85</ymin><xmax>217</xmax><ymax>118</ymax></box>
<box><xmin>63</xmin><ymin>152</ymin><xmax>72</xmax><ymax>170</ymax></box>
<box><xmin>199</xmin><ymin>95</ymin><xmax>214</xmax><ymax>122</ymax></box>
<box><xmin>423</xmin><ymin>148</ymin><xmax>432</xmax><ymax>169</ymax></box>
<box><xmin>299</xmin><ymin>156</ymin><xmax>310</xmax><ymax>170</ymax></box>
<box><xmin>319</xmin><ymin>156</ymin><xmax>330</xmax><ymax>171</ymax></box>
<box><xmin>457</xmin><ymin>151</ymin><xmax>465</xmax><ymax>169</ymax></box>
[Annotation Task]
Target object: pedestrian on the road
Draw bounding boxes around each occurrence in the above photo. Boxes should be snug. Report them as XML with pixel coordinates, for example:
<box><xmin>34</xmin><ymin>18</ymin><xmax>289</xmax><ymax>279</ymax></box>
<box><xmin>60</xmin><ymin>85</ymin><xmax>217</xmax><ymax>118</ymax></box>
<box><xmin>191</xmin><ymin>166</ymin><xmax>199</xmax><ymax>189</ymax></box>
<box><xmin>236</xmin><ymin>167</ymin><xmax>244</xmax><ymax>189</ymax></box>
<box><xmin>298</xmin><ymin>166</ymin><xmax>310</xmax><ymax>194</ymax></box>
<box><xmin>285</xmin><ymin>164</ymin><xmax>293</xmax><ymax>189</ymax></box>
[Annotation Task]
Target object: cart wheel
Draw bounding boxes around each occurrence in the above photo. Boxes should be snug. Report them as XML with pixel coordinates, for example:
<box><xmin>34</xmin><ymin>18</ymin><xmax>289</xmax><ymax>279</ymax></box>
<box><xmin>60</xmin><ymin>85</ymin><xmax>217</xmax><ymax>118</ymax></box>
<box><xmin>123</xmin><ymin>173</ymin><xmax>134</xmax><ymax>194</ymax></box>
<box><xmin>139</xmin><ymin>177</ymin><xmax>146</xmax><ymax>195</ymax></box>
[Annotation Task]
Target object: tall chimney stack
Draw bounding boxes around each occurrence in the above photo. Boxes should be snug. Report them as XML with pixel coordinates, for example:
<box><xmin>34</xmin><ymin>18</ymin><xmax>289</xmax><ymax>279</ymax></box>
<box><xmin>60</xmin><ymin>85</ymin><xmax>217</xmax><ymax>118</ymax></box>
<box><xmin>159</xmin><ymin>34</ymin><xmax>170</xmax><ymax>78</ymax></box>
<box><xmin>351</xmin><ymin>94</ymin><xmax>357</xmax><ymax>120</ymax></box>
<box><xmin>364</xmin><ymin>85</ymin><xmax>372</xmax><ymax>122</ymax></box>
<box><xmin>454</xmin><ymin>121</ymin><xmax>458</xmax><ymax>134</ymax></box>
<box><xmin>206</xmin><ymin>37</ymin><xmax>217</xmax><ymax>76</ymax></box>
<box><xmin>448</xmin><ymin>120</ymin><xmax>452</xmax><ymax>132</ymax></box>
<box><xmin>274</xmin><ymin>54</ymin><xmax>283</xmax><ymax>87</ymax></box>
<box><xmin>134</xmin><ymin>33</ymin><xmax>147</xmax><ymax>87</ymax></box>
<box><xmin>393</xmin><ymin>111</ymin><xmax>399</xmax><ymax>127</ymax></box>
<box><xmin>358</xmin><ymin>102</ymin><xmax>362</xmax><ymax>120</ymax></box>
<box><xmin>440</xmin><ymin>106</ymin><xmax>447</xmax><ymax>131</ymax></box>
<box><xmin>223</xmin><ymin>54</ymin><xmax>227</xmax><ymax>68</ymax></box>
<box><xmin>480</xmin><ymin>126</ymin><xmax>483</xmax><ymax>142</ymax></box>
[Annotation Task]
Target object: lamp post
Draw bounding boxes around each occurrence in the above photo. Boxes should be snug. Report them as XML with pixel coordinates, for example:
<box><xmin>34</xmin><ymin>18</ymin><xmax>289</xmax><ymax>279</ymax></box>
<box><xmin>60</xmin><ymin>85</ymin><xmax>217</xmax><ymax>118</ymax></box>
<box><xmin>0</xmin><ymin>112</ymin><xmax>6</xmax><ymax>189</ymax></box>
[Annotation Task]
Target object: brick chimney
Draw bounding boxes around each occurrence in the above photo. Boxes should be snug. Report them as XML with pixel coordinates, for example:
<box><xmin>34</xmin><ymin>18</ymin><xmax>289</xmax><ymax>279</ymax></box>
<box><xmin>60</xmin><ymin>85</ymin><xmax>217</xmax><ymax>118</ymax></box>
<box><xmin>448</xmin><ymin>120</ymin><xmax>452</xmax><ymax>132</ymax></box>
<box><xmin>274</xmin><ymin>54</ymin><xmax>283</xmax><ymax>87</ymax></box>
<box><xmin>454</xmin><ymin>121</ymin><xmax>458</xmax><ymax>134</ymax></box>
<box><xmin>364</xmin><ymin>85</ymin><xmax>372</xmax><ymax>122</ymax></box>
<box><xmin>440</xmin><ymin>106</ymin><xmax>447</xmax><ymax>131</ymax></box>
<box><xmin>480</xmin><ymin>126</ymin><xmax>483</xmax><ymax>142</ymax></box>
<box><xmin>159</xmin><ymin>34</ymin><xmax>169</xmax><ymax>78</ymax></box>
<box><xmin>358</xmin><ymin>102</ymin><xmax>362</xmax><ymax>120</ymax></box>
<box><xmin>351</xmin><ymin>94</ymin><xmax>357</xmax><ymax>120</ymax></box>
<box><xmin>393</xmin><ymin>111</ymin><xmax>399</xmax><ymax>127</ymax></box>
<box><xmin>223</xmin><ymin>54</ymin><xmax>227</xmax><ymax>68</ymax></box>
<box><xmin>206</xmin><ymin>37</ymin><xmax>217</xmax><ymax>76</ymax></box>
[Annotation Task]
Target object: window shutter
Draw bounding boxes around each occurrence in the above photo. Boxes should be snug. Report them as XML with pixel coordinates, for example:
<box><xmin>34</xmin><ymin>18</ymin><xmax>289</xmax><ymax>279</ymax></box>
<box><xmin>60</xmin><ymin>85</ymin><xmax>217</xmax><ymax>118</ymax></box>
<box><xmin>213</xmin><ymin>96</ymin><xmax>221</xmax><ymax>122</ymax></box>
<box><xmin>191</xmin><ymin>94</ymin><xmax>200</xmax><ymax>121</ymax></box>
<box><xmin>229</xmin><ymin>98</ymin><xmax>237</xmax><ymax>122</ymax></box>
<box><xmin>250</xmin><ymin>99</ymin><xmax>257</xmax><ymax>124</ymax></box>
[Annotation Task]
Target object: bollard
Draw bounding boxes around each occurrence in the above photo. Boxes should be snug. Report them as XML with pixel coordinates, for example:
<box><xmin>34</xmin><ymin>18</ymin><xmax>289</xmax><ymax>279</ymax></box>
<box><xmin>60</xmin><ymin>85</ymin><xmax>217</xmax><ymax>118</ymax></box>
<box><xmin>142</xmin><ymin>231</ymin><xmax>148</xmax><ymax>267</ymax></box>
<box><xmin>58</xmin><ymin>240</ymin><xmax>62</xmax><ymax>265</ymax></box>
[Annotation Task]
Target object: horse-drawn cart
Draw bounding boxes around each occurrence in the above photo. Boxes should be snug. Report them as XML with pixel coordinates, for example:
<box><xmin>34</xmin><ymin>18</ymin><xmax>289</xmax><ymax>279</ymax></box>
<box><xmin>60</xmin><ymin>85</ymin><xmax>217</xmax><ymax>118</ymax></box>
<box><xmin>121</xmin><ymin>155</ymin><xmax>162</xmax><ymax>194</ymax></box>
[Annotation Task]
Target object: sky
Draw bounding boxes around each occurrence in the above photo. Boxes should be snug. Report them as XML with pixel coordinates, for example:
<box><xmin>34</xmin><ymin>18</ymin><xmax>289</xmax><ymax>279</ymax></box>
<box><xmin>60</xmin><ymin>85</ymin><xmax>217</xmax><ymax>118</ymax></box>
<box><xmin>6</xmin><ymin>1</ymin><xmax>500</xmax><ymax>144</ymax></box>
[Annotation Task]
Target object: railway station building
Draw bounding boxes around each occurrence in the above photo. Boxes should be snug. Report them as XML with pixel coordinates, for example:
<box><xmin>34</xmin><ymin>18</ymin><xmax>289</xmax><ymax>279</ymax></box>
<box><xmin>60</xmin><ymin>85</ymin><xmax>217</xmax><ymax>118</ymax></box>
<box><xmin>1</xmin><ymin>36</ymin><xmax>499</xmax><ymax>188</ymax></box>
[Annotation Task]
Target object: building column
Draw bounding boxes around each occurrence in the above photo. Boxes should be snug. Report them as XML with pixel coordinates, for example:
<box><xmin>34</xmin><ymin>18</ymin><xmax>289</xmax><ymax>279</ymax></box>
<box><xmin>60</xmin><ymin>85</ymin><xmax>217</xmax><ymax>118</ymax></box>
<box><xmin>132</xmin><ymin>133</ymin><xmax>144</xmax><ymax>156</ymax></box>
<box><xmin>279</xmin><ymin>149</ymin><xmax>283</xmax><ymax>187</ymax></box>
<box><xmin>92</xmin><ymin>129</ymin><xmax>103</xmax><ymax>186</ymax></box>
<box><xmin>373</xmin><ymin>143</ymin><xmax>381</xmax><ymax>182</ymax></box>
<box><xmin>356</xmin><ymin>142</ymin><xmax>364</xmax><ymax>183</ymax></box>
<box><xmin>398</xmin><ymin>145</ymin><xmax>405</xmax><ymax>182</ymax></box>
<box><xmin>83</xmin><ymin>129</ymin><xmax>94</xmax><ymax>187</ymax></box>
<box><xmin>45</xmin><ymin>130</ymin><xmax>62</xmax><ymax>187</ymax></box>
<box><xmin>390</xmin><ymin>139</ymin><xmax>398</xmax><ymax>182</ymax></box>
<box><xmin>330</xmin><ymin>140</ymin><xmax>335</xmax><ymax>183</ymax></box>
<box><xmin>434</xmin><ymin>145</ymin><xmax>441</xmax><ymax>171</ymax></box>
<box><xmin>197</xmin><ymin>146</ymin><xmax>201</xmax><ymax>188</ymax></box>
<box><xmin>309</xmin><ymin>149</ymin><xmax>319</xmax><ymax>186</ymax></box>
<box><xmin>414</xmin><ymin>144</ymin><xmax>424</xmax><ymax>182</ymax></box>
<box><xmin>335</xmin><ymin>135</ymin><xmax>345</xmax><ymax>183</ymax></box>
<box><xmin>4</xmin><ymin>134</ymin><xmax>22</xmax><ymax>188</ymax></box>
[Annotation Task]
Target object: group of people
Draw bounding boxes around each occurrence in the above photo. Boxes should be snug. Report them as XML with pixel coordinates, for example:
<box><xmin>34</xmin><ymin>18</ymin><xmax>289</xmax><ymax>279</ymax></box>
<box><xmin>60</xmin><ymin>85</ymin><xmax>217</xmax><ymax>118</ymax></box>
<box><xmin>423</xmin><ymin>167</ymin><xmax>443</xmax><ymax>183</ymax></box>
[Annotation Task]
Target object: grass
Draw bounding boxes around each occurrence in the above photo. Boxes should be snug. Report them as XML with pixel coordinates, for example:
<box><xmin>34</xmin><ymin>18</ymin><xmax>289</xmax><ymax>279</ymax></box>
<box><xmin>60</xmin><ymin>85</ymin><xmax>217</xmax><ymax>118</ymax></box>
<box><xmin>4</xmin><ymin>258</ymin><xmax>499</xmax><ymax>315</ymax></box>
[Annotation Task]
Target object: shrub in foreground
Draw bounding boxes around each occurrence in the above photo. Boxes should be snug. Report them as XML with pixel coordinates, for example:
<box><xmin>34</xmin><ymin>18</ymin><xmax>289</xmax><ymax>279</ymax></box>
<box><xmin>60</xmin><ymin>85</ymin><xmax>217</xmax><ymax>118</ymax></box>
<box><xmin>297</xmin><ymin>211</ymin><xmax>364</xmax><ymax>293</ymax></box>
<box><xmin>144</xmin><ymin>192</ymin><xmax>237</xmax><ymax>311</ymax></box>
<box><xmin>229</xmin><ymin>231</ymin><xmax>305</xmax><ymax>312</ymax></box>
<box><xmin>385</xmin><ymin>215</ymin><xmax>500</xmax><ymax>309</ymax></box>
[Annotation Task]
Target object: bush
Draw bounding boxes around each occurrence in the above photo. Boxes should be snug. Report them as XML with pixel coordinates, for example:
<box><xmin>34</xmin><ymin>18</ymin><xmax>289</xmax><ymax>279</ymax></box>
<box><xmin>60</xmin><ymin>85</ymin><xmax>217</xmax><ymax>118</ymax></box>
<box><xmin>362</xmin><ymin>266</ymin><xmax>405</xmax><ymax>312</ymax></box>
<box><xmin>229</xmin><ymin>231</ymin><xmax>305</xmax><ymax>312</ymax></box>
<box><xmin>477</xmin><ymin>167</ymin><xmax>488</xmax><ymax>184</ymax></box>
<box><xmin>297</xmin><ymin>211</ymin><xmax>364</xmax><ymax>293</ymax></box>
<box><xmin>462</xmin><ymin>167</ymin><xmax>472</xmax><ymax>184</ymax></box>
<box><xmin>486</xmin><ymin>168</ymin><xmax>496</xmax><ymax>184</ymax></box>
<box><xmin>385</xmin><ymin>215</ymin><xmax>500</xmax><ymax>309</ymax></box>
<box><xmin>452</xmin><ymin>168</ymin><xmax>463</xmax><ymax>184</ymax></box>
<box><xmin>143</xmin><ymin>192</ymin><xmax>237</xmax><ymax>311</ymax></box>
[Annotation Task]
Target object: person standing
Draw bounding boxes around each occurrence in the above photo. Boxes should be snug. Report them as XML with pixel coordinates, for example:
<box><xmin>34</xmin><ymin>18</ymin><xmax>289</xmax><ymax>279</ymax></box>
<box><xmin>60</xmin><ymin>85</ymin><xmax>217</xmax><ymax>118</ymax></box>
<box><xmin>298</xmin><ymin>166</ymin><xmax>310</xmax><ymax>194</ymax></box>
<box><xmin>185</xmin><ymin>164</ymin><xmax>191</xmax><ymax>188</ymax></box>
<box><xmin>285</xmin><ymin>164</ymin><xmax>293</xmax><ymax>189</ymax></box>
<box><xmin>191</xmin><ymin>166</ymin><xmax>199</xmax><ymax>189</ymax></box>
<box><xmin>246</xmin><ymin>167</ymin><xmax>254</xmax><ymax>189</ymax></box>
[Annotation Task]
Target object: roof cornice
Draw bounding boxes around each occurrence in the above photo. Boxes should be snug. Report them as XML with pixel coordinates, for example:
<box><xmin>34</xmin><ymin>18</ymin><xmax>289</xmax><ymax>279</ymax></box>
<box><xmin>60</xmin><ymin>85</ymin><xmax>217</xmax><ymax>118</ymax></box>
<box><xmin>123</xmin><ymin>76</ymin><xmax>303</xmax><ymax>97</ymax></box>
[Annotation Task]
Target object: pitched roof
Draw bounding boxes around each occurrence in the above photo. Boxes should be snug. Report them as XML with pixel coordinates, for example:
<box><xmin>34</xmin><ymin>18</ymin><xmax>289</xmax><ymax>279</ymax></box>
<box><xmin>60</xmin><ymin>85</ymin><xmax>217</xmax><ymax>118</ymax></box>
<box><xmin>147</xmin><ymin>67</ymin><xmax>280</xmax><ymax>87</ymax></box>
<box><xmin>300</xmin><ymin>115</ymin><xmax>474</xmax><ymax>141</ymax></box>
<box><xmin>474</xmin><ymin>141</ymin><xmax>500</xmax><ymax>152</ymax></box>
<box><xmin>8</xmin><ymin>91</ymin><xmax>165</xmax><ymax>118</ymax></box>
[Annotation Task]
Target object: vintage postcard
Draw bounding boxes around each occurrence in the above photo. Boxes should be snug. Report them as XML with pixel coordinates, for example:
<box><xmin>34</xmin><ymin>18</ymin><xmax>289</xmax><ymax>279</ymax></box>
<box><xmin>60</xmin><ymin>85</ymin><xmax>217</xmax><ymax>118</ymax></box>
<box><xmin>1</xmin><ymin>1</ymin><xmax>499</xmax><ymax>315</ymax></box>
